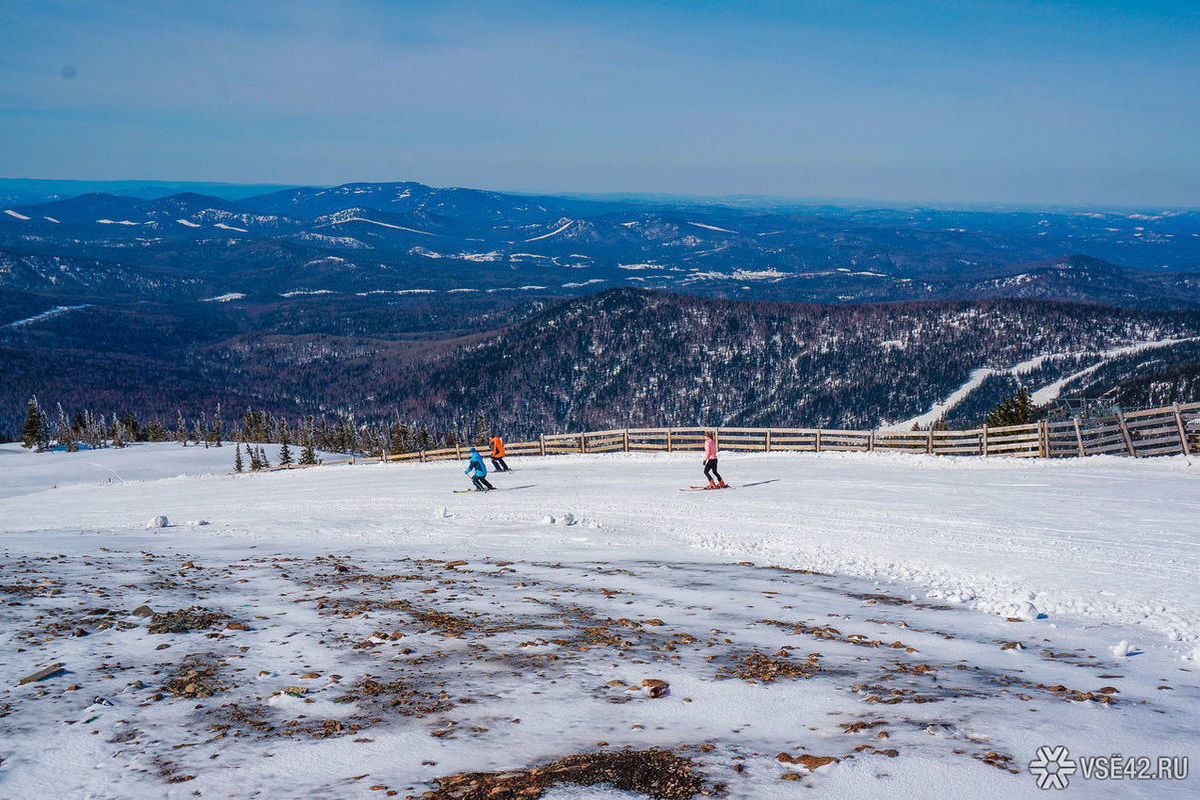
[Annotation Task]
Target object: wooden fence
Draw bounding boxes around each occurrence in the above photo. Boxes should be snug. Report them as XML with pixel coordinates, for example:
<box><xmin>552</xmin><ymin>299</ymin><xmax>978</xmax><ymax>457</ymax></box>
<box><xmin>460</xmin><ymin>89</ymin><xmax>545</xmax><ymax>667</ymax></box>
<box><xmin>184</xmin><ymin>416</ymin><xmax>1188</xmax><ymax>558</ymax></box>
<box><xmin>360</xmin><ymin>402</ymin><xmax>1200</xmax><ymax>465</ymax></box>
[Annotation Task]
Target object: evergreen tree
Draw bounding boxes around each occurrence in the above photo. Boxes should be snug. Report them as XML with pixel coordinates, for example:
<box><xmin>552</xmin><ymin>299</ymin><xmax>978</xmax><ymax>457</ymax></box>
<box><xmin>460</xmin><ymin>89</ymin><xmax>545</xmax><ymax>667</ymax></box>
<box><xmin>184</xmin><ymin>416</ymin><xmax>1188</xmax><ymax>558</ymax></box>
<box><xmin>984</xmin><ymin>386</ymin><xmax>1034</xmax><ymax>427</ymax></box>
<box><xmin>278</xmin><ymin>422</ymin><xmax>293</xmax><ymax>466</ymax></box>
<box><xmin>396</xmin><ymin>422</ymin><xmax>415</xmax><ymax>453</ymax></box>
<box><xmin>249</xmin><ymin>445</ymin><xmax>261</xmax><ymax>471</ymax></box>
<box><xmin>234</xmin><ymin>442</ymin><xmax>245</xmax><ymax>473</ymax></box>
<box><xmin>212</xmin><ymin>403</ymin><xmax>223</xmax><ymax>447</ymax></box>
<box><xmin>56</xmin><ymin>403</ymin><xmax>79</xmax><ymax>452</ymax></box>
<box><xmin>258</xmin><ymin>446</ymin><xmax>271</xmax><ymax>469</ymax></box>
<box><xmin>474</xmin><ymin>412</ymin><xmax>490</xmax><ymax>446</ymax></box>
<box><xmin>416</xmin><ymin>424</ymin><xmax>431</xmax><ymax>451</ymax></box>
<box><xmin>175</xmin><ymin>410</ymin><xmax>188</xmax><ymax>446</ymax></box>
<box><xmin>21</xmin><ymin>397</ymin><xmax>43</xmax><ymax>450</ymax></box>
<box><xmin>299</xmin><ymin>424</ymin><xmax>318</xmax><ymax>466</ymax></box>
<box><xmin>118</xmin><ymin>412</ymin><xmax>140</xmax><ymax>442</ymax></box>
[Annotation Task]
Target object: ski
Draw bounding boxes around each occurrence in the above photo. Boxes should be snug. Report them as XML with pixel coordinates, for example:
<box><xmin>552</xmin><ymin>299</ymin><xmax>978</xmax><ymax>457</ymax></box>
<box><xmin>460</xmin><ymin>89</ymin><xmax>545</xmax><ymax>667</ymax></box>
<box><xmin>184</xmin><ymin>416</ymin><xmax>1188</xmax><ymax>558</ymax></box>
<box><xmin>680</xmin><ymin>485</ymin><xmax>732</xmax><ymax>491</ymax></box>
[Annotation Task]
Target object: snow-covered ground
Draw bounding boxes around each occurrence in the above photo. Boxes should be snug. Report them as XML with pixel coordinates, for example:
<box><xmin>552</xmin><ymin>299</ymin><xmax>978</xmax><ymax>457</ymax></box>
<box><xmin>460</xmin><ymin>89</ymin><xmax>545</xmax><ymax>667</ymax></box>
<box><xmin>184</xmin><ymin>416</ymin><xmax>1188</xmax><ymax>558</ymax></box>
<box><xmin>0</xmin><ymin>444</ymin><xmax>1197</xmax><ymax>798</ymax></box>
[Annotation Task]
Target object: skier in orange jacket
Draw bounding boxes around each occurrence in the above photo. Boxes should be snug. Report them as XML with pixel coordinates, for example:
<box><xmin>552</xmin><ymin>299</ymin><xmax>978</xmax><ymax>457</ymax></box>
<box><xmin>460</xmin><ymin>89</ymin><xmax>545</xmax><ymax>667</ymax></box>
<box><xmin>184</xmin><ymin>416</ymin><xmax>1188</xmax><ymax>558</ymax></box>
<box><xmin>490</xmin><ymin>435</ymin><xmax>510</xmax><ymax>472</ymax></box>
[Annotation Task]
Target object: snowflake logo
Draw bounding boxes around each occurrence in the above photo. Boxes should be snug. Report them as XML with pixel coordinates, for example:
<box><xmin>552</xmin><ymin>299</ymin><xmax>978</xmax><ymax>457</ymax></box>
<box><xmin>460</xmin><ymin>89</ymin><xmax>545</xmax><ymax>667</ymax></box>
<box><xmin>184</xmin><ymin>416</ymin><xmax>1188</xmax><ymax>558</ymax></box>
<box><xmin>1028</xmin><ymin>745</ymin><xmax>1077</xmax><ymax>789</ymax></box>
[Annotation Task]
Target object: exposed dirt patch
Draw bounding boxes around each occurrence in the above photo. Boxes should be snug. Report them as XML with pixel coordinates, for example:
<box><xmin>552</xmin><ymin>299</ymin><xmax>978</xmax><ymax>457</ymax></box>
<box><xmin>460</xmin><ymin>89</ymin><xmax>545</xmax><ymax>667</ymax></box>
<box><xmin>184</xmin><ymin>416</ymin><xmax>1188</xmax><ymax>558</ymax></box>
<box><xmin>148</xmin><ymin>607</ymin><xmax>229</xmax><ymax>634</ymax></box>
<box><xmin>761</xmin><ymin>618</ymin><xmax>917</xmax><ymax>652</ymax></box>
<box><xmin>720</xmin><ymin>651</ymin><xmax>821</xmax><ymax>683</ymax></box>
<box><xmin>162</xmin><ymin>652</ymin><xmax>225</xmax><ymax>699</ymax></box>
<box><xmin>777</xmin><ymin>752</ymin><xmax>838</xmax><ymax>770</ymax></box>
<box><xmin>339</xmin><ymin>675</ymin><xmax>458</xmax><ymax>718</ymax></box>
<box><xmin>426</xmin><ymin>747</ymin><xmax>712</xmax><ymax>799</ymax></box>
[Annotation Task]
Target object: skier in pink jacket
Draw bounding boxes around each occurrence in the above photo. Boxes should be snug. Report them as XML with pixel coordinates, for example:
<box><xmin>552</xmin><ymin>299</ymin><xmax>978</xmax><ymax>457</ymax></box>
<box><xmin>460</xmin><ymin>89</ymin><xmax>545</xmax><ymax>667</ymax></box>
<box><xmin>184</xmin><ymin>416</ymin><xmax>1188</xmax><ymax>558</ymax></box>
<box><xmin>702</xmin><ymin>431</ymin><xmax>727</xmax><ymax>489</ymax></box>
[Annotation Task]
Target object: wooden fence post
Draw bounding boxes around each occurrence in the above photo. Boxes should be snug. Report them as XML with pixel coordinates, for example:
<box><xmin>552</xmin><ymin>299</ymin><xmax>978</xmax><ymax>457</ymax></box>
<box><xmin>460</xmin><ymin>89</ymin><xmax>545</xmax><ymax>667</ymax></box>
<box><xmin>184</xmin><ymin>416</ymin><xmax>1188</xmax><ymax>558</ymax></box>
<box><xmin>1038</xmin><ymin>420</ymin><xmax>1048</xmax><ymax>458</ymax></box>
<box><xmin>926</xmin><ymin>428</ymin><xmax>933</xmax><ymax>454</ymax></box>
<box><xmin>1073</xmin><ymin>417</ymin><xmax>1085</xmax><ymax>457</ymax></box>
<box><xmin>667</xmin><ymin>429</ymin><xmax>673</xmax><ymax>452</ymax></box>
<box><xmin>1115</xmin><ymin>411</ymin><xmax>1135</xmax><ymax>456</ymax></box>
<box><xmin>580</xmin><ymin>433</ymin><xmax>586</xmax><ymax>454</ymax></box>
<box><xmin>539</xmin><ymin>434</ymin><xmax>545</xmax><ymax>457</ymax></box>
<box><xmin>1173</xmin><ymin>404</ymin><xmax>1191</xmax><ymax>456</ymax></box>
<box><xmin>868</xmin><ymin>430</ymin><xmax>875</xmax><ymax>452</ymax></box>
<box><xmin>765</xmin><ymin>429</ymin><xmax>772</xmax><ymax>452</ymax></box>
<box><xmin>815</xmin><ymin>428</ymin><xmax>822</xmax><ymax>453</ymax></box>
<box><xmin>624</xmin><ymin>429</ymin><xmax>630</xmax><ymax>452</ymax></box>
<box><xmin>455</xmin><ymin>443</ymin><xmax>461</xmax><ymax>460</ymax></box>
<box><xmin>982</xmin><ymin>426</ymin><xmax>989</xmax><ymax>457</ymax></box>
<box><xmin>419</xmin><ymin>450</ymin><xmax>426</xmax><ymax>463</ymax></box>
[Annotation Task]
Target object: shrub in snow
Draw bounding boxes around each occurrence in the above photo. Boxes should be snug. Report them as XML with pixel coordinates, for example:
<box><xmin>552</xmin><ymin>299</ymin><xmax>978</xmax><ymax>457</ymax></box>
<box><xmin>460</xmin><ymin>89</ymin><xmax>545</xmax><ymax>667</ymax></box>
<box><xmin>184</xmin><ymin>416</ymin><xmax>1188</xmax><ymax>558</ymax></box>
<box><xmin>561</xmin><ymin>513</ymin><xmax>577</xmax><ymax>526</ymax></box>
<box><xmin>145</xmin><ymin>515</ymin><xmax>168</xmax><ymax>529</ymax></box>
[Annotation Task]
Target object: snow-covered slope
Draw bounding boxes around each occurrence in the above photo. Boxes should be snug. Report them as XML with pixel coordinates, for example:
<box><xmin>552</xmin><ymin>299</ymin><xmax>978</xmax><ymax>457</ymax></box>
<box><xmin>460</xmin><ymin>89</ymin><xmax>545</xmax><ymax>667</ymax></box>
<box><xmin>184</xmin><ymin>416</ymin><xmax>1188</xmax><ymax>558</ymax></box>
<box><xmin>0</xmin><ymin>445</ymin><xmax>1196</xmax><ymax>798</ymax></box>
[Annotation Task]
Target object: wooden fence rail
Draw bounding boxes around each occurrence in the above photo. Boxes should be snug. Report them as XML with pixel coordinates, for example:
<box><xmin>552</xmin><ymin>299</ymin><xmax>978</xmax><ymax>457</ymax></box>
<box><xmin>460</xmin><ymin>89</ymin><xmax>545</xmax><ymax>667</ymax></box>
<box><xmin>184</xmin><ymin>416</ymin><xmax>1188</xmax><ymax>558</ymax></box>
<box><xmin>330</xmin><ymin>402</ymin><xmax>1200</xmax><ymax>467</ymax></box>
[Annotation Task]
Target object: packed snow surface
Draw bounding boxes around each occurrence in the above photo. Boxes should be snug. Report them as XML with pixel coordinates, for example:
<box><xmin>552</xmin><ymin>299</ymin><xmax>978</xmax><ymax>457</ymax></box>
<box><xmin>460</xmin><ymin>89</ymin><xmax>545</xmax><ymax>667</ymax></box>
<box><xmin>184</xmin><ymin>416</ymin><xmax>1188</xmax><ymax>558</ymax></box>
<box><xmin>0</xmin><ymin>444</ymin><xmax>1197</xmax><ymax>798</ymax></box>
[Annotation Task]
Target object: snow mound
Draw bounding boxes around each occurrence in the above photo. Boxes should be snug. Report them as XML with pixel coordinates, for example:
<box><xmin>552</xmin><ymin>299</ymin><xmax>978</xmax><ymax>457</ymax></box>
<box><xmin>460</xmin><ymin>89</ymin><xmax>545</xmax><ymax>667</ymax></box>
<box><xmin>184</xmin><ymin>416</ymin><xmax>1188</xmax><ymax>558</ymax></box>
<box><xmin>145</xmin><ymin>515</ymin><xmax>168</xmax><ymax>529</ymax></box>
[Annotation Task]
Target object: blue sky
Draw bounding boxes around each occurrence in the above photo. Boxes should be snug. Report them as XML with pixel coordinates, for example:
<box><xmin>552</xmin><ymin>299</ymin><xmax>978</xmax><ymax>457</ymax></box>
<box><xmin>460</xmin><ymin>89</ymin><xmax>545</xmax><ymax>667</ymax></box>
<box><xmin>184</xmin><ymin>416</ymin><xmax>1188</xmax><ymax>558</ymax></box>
<box><xmin>0</xmin><ymin>0</ymin><xmax>1196</xmax><ymax>205</ymax></box>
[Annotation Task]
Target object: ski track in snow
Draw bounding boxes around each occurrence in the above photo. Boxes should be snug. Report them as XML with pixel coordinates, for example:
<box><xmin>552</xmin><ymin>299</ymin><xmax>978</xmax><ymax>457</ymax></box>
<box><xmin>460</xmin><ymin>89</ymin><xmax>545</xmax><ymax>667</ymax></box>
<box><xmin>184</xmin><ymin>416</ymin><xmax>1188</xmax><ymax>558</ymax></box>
<box><xmin>1</xmin><ymin>445</ymin><xmax>1198</xmax><ymax>799</ymax></box>
<box><xmin>3</xmin><ymin>209</ymin><xmax>32</xmax><ymax>220</ymax></box>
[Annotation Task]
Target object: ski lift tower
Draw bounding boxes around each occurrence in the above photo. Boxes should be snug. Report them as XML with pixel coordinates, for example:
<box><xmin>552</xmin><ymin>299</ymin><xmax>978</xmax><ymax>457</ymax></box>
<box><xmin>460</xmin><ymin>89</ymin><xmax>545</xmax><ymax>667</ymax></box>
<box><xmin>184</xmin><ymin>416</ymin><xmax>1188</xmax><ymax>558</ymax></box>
<box><xmin>1051</xmin><ymin>397</ymin><xmax>1123</xmax><ymax>421</ymax></box>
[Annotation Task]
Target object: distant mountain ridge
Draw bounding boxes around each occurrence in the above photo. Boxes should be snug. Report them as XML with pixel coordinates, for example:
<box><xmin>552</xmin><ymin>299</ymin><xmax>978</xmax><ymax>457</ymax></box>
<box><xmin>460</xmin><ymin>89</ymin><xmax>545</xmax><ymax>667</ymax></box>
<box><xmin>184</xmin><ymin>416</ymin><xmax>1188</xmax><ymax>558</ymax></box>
<box><xmin>5</xmin><ymin>287</ymin><xmax>1200</xmax><ymax>439</ymax></box>
<box><xmin>3</xmin><ymin>179</ymin><xmax>1200</xmax><ymax>309</ymax></box>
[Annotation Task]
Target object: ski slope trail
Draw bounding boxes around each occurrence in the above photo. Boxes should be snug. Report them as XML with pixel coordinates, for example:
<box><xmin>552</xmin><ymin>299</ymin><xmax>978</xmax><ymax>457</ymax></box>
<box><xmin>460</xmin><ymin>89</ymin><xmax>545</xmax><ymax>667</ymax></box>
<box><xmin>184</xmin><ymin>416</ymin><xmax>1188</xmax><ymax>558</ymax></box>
<box><xmin>892</xmin><ymin>337</ymin><xmax>1200</xmax><ymax>429</ymax></box>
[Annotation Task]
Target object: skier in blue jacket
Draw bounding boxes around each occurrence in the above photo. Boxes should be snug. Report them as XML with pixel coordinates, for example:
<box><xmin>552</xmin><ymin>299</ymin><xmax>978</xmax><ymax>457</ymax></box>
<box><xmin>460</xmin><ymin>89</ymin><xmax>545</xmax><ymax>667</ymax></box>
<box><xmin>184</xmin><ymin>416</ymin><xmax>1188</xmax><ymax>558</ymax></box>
<box><xmin>465</xmin><ymin>447</ymin><xmax>495</xmax><ymax>491</ymax></box>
